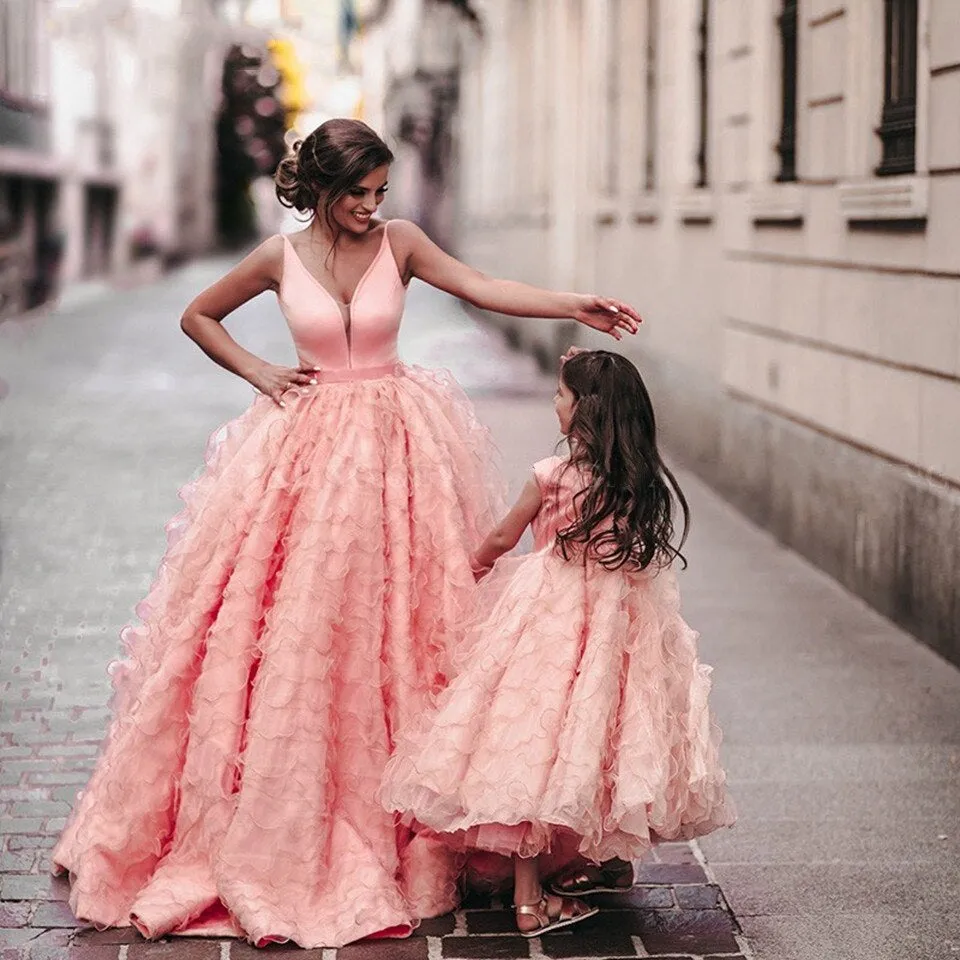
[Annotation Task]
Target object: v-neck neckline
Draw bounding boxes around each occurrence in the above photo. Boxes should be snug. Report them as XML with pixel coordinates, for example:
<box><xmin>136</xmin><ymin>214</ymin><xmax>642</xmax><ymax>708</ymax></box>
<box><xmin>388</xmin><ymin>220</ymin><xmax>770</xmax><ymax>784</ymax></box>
<box><xmin>283</xmin><ymin>226</ymin><xmax>388</xmax><ymax>310</ymax></box>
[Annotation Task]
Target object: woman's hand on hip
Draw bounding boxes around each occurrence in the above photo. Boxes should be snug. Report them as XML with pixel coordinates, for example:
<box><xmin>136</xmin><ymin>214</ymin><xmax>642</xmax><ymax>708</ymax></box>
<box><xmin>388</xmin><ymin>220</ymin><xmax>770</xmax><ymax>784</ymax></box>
<box><xmin>573</xmin><ymin>295</ymin><xmax>642</xmax><ymax>340</ymax></box>
<box><xmin>248</xmin><ymin>361</ymin><xmax>318</xmax><ymax>407</ymax></box>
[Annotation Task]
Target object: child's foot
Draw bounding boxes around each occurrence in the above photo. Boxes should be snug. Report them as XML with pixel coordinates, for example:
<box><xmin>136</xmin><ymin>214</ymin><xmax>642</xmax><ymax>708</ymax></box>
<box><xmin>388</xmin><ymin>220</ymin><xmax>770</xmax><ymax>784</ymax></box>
<box><xmin>514</xmin><ymin>893</ymin><xmax>598</xmax><ymax>938</ymax></box>
<box><xmin>548</xmin><ymin>858</ymin><xmax>634</xmax><ymax>896</ymax></box>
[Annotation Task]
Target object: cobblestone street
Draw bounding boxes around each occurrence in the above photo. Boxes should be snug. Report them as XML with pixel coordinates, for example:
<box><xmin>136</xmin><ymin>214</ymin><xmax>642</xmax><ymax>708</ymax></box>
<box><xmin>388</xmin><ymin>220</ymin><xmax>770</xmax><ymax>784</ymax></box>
<box><xmin>0</xmin><ymin>263</ymin><xmax>749</xmax><ymax>960</ymax></box>
<box><xmin>2</xmin><ymin>258</ymin><xmax>959</xmax><ymax>960</ymax></box>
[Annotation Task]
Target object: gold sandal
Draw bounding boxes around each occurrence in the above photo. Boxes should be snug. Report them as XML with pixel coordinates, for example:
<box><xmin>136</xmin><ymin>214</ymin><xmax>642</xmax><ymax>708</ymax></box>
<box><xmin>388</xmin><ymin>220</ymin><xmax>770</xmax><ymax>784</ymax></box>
<box><xmin>548</xmin><ymin>858</ymin><xmax>634</xmax><ymax>897</ymax></box>
<box><xmin>514</xmin><ymin>894</ymin><xmax>599</xmax><ymax>938</ymax></box>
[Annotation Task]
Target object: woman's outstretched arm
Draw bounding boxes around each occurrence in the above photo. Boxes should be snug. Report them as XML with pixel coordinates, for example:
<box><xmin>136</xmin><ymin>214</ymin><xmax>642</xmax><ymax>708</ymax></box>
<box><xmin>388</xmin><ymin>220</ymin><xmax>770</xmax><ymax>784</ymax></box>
<box><xmin>180</xmin><ymin>236</ymin><xmax>315</xmax><ymax>406</ymax></box>
<box><xmin>390</xmin><ymin>220</ymin><xmax>642</xmax><ymax>340</ymax></box>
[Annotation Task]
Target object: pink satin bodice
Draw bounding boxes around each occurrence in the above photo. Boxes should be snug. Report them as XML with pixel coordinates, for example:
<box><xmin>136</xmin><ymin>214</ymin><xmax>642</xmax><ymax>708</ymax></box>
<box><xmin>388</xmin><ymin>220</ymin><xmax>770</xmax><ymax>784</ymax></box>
<box><xmin>277</xmin><ymin>222</ymin><xmax>406</xmax><ymax>372</ymax></box>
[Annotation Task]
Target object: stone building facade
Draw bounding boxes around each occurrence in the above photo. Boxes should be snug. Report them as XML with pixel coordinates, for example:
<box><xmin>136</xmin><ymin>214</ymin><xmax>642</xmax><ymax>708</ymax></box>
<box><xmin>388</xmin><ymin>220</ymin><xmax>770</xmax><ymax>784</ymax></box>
<box><xmin>449</xmin><ymin>0</ymin><xmax>960</xmax><ymax>664</ymax></box>
<box><xmin>0</xmin><ymin>0</ymin><xmax>306</xmax><ymax>317</ymax></box>
<box><xmin>0</xmin><ymin>0</ymin><xmax>59</xmax><ymax>317</ymax></box>
<box><xmin>359</xmin><ymin>0</ymin><xmax>482</xmax><ymax>246</ymax></box>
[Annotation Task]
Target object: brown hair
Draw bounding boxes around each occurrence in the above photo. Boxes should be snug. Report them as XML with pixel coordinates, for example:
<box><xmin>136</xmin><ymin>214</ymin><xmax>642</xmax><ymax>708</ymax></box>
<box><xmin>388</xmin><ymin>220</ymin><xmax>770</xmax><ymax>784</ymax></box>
<box><xmin>275</xmin><ymin>119</ymin><xmax>394</xmax><ymax>235</ymax></box>
<box><xmin>556</xmin><ymin>350</ymin><xmax>690</xmax><ymax>571</ymax></box>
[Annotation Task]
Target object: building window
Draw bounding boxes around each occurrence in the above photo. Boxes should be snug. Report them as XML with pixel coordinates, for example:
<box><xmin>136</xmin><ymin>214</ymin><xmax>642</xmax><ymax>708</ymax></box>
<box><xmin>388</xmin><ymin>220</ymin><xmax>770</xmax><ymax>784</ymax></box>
<box><xmin>775</xmin><ymin>0</ymin><xmax>798</xmax><ymax>182</ymax></box>
<box><xmin>695</xmin><ymin>0</ymin><xmax>709</xmax><ymax>188</ymax></box>
<box><xmin>643</xmin><ymin>0</ymin><xmax>658</xmax><ymax>191</ymax></box>
<box><xmin>601</xmin><ymin>0</ymin><xmax>621</xmax><ymax>196</ymax></box>
<box><xmin>876</xmin><ymin>0</ymin><xmax>918</xmax><ymax>176</ymax></box>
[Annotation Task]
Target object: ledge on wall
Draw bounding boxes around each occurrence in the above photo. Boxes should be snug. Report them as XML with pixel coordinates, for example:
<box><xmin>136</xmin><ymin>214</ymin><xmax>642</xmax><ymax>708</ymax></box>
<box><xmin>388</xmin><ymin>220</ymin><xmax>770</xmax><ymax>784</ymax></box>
<box><xmin>594</xmin><ymin>199</ymin><xmax>620</xmax><ymax>226</ymax></box>
<box><xmin>676</xmin><ymin>189</ymin><xmax>715</xmax><ymax>225</ymax></box>
<box><xmin>750</xmin><ymin>183</ymin><xmax>804</xmax><ymax>227</ymax></box>
<box><xmin>839</xmin><ymin>174</ymin><xmax>928</xmax><ymax>229</ymax></box>
<box><xmin>629</xmin><ymin>192</ymin><xmax>660</xmax><ymax>225</ymax></box>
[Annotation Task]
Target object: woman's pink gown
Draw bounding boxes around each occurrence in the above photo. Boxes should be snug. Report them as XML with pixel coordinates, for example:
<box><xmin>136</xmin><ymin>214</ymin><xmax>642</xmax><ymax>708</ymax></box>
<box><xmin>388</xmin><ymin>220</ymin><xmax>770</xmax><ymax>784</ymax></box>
<box><xmin>381</xmin><ymin>455</ymin><xmax>736</xmax><ymax>863</ymax></box>
<box><xmin>51</xmin><ymin>222</ymin><xmax>502</xmax><ymax>947</ymax></box>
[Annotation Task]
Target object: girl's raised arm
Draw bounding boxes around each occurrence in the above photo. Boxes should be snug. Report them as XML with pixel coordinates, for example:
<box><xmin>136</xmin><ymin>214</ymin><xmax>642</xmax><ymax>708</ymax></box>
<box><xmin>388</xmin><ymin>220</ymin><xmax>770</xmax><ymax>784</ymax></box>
<box><xmin>180</xmin><ymin>235</ymin><xmax>316</xmax><ymax>406</ymax></box>
<box><xmin>389</xmin><ymin>220</ymin><xmax>641</xmax><ymax>340</ymax></box>
<box><xmin>471</xmin><ymin>478</ymin><xmax>543</xmax><ymax>578</ymax></box>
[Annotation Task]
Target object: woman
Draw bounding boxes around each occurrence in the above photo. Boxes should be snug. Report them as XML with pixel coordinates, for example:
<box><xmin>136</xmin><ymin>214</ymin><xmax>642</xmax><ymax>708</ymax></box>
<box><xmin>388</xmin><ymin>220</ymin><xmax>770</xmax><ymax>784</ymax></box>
<box><xmin>51</xmin><ymin>118</ymin><xmax>641</xmax><ymax>949</ymax></box>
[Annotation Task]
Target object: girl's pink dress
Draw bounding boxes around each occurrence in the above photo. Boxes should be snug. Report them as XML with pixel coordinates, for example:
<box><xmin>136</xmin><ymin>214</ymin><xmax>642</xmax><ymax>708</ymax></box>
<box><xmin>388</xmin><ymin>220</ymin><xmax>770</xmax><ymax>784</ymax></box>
<box><xmin>381</xmin><ymin>455</ymin><xmax>736</xmax><ymax>863</ymax></box>
<box><xmin>51</xmin><ymin>222</ymin><xmax>502</xmax><ymax>948</ymax></box>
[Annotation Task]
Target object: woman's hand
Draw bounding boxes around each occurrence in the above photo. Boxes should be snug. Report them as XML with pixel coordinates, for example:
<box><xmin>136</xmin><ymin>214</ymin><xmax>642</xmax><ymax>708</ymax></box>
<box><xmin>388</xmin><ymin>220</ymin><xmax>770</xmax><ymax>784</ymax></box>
<box><xmin>572</xmin><ymin>295</ymin><xmax>642</xmax><ymax>340</ymax></box>
<box><xmin>247</xmin><ymin>361</ymin><xmax>318</xmax><ymax>407</ymax></box>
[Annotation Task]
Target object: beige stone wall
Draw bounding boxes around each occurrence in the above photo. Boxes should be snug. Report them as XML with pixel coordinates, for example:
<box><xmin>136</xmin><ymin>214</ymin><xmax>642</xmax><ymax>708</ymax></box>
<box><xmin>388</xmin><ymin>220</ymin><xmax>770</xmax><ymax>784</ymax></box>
<box><xmin>456</xmin><ymin>0</ymin><xmax>960</xmax><ymax>489</ymax></box>
<box><xmin>452</xmin><ymin>0</ymin><xmax>960</xmax><ymax>660</ymax></box>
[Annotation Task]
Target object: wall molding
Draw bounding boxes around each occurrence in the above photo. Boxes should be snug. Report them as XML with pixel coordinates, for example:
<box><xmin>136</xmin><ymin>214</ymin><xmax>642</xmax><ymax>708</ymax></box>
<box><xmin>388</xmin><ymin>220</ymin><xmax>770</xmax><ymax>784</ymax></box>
<box><xmin>839</xmin><ymin>174</ymin><xmax>929</xmax><ymax>222</ymax></box>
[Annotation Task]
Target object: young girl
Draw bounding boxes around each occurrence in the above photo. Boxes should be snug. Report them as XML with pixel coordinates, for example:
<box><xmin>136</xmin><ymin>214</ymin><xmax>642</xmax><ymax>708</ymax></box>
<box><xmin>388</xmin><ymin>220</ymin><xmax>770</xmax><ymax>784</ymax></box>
<box><xmin>381</xmin><ymin>348</ymin><xmax>736</xmax><ymax>936</ymax></box>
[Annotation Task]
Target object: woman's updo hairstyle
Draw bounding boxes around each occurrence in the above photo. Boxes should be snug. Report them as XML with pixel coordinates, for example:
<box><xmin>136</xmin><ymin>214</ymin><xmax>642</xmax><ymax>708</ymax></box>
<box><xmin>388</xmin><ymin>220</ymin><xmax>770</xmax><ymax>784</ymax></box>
<box><xmin>275</xmin><ymin>119</ymin><xmax>394</xmax><ymax>234</ymax></box>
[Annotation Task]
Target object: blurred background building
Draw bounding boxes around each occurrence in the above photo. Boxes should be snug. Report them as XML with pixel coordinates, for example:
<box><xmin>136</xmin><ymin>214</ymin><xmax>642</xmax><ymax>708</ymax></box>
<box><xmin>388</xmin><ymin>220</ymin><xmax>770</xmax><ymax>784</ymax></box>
<box><xmin>0</xmin><ymin>0</ymin><xmax>317</xmax><ymax>320</ymax></box>
<box><xmin>420</xmin><ymin>0</ymin><xmax>959</xmax><ymax>665</ymax></box>
<box><xmin>1</xmin><ymin>0</ymin><xmax>957</xmax><ymax>662</ymax></box>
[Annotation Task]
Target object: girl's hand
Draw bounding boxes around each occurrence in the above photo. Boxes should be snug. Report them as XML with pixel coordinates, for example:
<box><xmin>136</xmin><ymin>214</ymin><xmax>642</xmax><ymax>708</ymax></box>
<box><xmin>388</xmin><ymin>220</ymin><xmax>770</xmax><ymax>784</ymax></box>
<box><xmin>560</xmin><ymin>345</ymin><xmax>588</xmax><ymax>364</ymax></box>
<box><xmin>573</xmin><ymin>295</ymin><xmax>642</xmax><ymax>340</ymax></box>
<box><xmin>470</xmin><ymin>554</ymin><xmax>493</xmax><ymax>582</ymax></box>
<box><xmin>248</xmin><ymin>361</ymin><xmax>318</xmax><ymax>407</ymax></box>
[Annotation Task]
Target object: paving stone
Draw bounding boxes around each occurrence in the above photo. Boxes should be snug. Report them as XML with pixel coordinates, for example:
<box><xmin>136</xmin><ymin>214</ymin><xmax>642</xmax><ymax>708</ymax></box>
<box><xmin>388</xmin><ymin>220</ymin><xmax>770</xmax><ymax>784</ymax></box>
<box><xmin>24</xmin><ymin>773</ymin><xmax>90</xmax><ymax>787</ymax></box>
<box><xmin>634</xmin><ymin>864</ymin><xmax>707</xmax><ymax>885</ymax></box>
<box><xmin>36</xmin><ymin>746</ymin><xmax>98</xmax><ymax>759</ymax></box>
<box><xmin>0</xmin><ymin>927</ymin><xmax>41</xmax><ymax>947</ymax></box>
<box><xmin>0</xmin><ymin>875</ymin><xmax>69</xmax><ymax>902</ymax></box>
<box><xmin>0</xmin><ymin>901</ymin><xmax>33</xmax><ymax>927</ymax></box>
<box><xmin>413</xmin><ymin>913</ymin><xmax>455</xmax><ymax>936</ymax></box>
<box><xmin>576</xmin><ymin>909</ymin><xmax>670</xmax><ymax>938</ymax></box>
<box><xmin>635</xmin><ymin>909</ymin><xmax>739</xmax><ymax>956</ymax></box>
<box><xmin>18</xmin><ymin>927</ymin><xmax>72</xmax><ymax>958</ymax></box>
<box><xmin>9</xmin><ymin>803</ymin><xmax>69</xmax><ymax>818</ymax></box>
<box><xmin>0</xmin><ymin>791</ymin><xmax>49</xmax><ymax>804</ymax></box>
<box><xmin>540</xmin><ymin>923</ymin><xmax>636</xmax><ymax>957</ymax></box>
<box><xmin>442</xmin><ymin>935</ymin><xmax>530</xmax><ymax>958</ymax></box>
<box><xmin>465</xmin><ymin>910</ymin><xmax>517</xmax><ymax>935</ymax></box>
<box><xmin>0</xmin><ymin>820</ymin><xmax>44</xmax><ymax>836</ymax></box>
<box><xmin>587</xmin><ymin>886</ymin><xmax>675</xmax><ymax>909</ymax></box>
<box><xmin>6</xmin><ymin>836</ymin><xmax>56</xmax><ymax>852</ymax></box>
<box><xmin>50</xmin><ymin>788</ymin><xmax>82</xmax><ymax>805</ymax></box>
<box><xmin>0</xmin><ymin>764</ymin><xmax>47</xmax><ymax>778</ymax></box>
<box><xmin>231</xmin><ymin>942</ymin><xmax>326</xmax><ymax>959</ymax></box>
<box><xmin>127</xmin><ymin>940</ymin><xmax>222</xmax><ymax>959</ymax></box>
<box><xmin>72</xmin><ymin>926</ymin><xmax>141</xmax><ymax>946</ymax></box>
<box><xmin>30</xmin><ymin>899</ymin><xmax>82</xmax><ymax>928</ymax></box>
<box><xmin>36</xmin><ymin>947</ymin><xmax>119</xmax><ymax>960</ymax></box>
<box><xmin>0</xmin><ymin>849</ymin><xmax>38</xmax><ymax>873</ymax></box>
<box><xmin>338</xmin><ymin>938</ymin><xmax>429</xmax><ymax>960</ymax></box>
<box><xmin>674</xmin><ymin>884</ymin><xmax>723</xmax><ymax>910</ymax></box>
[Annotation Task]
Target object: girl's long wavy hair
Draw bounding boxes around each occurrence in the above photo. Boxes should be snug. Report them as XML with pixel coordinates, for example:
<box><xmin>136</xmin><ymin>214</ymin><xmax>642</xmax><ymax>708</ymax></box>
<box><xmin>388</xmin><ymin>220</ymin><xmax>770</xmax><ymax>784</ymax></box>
<box><xmin>556</xmin><ymin>350</ymin><xmax>690</xmax><ymax>571</ymax></box>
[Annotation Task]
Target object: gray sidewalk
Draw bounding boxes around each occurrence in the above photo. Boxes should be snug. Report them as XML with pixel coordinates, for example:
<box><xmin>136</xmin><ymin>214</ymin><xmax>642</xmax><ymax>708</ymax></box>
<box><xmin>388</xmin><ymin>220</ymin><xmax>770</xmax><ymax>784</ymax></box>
<box><xmin>1</xmin><ymin>263</ymin><xmax>959</xmax><ymax>960</ymax></box>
